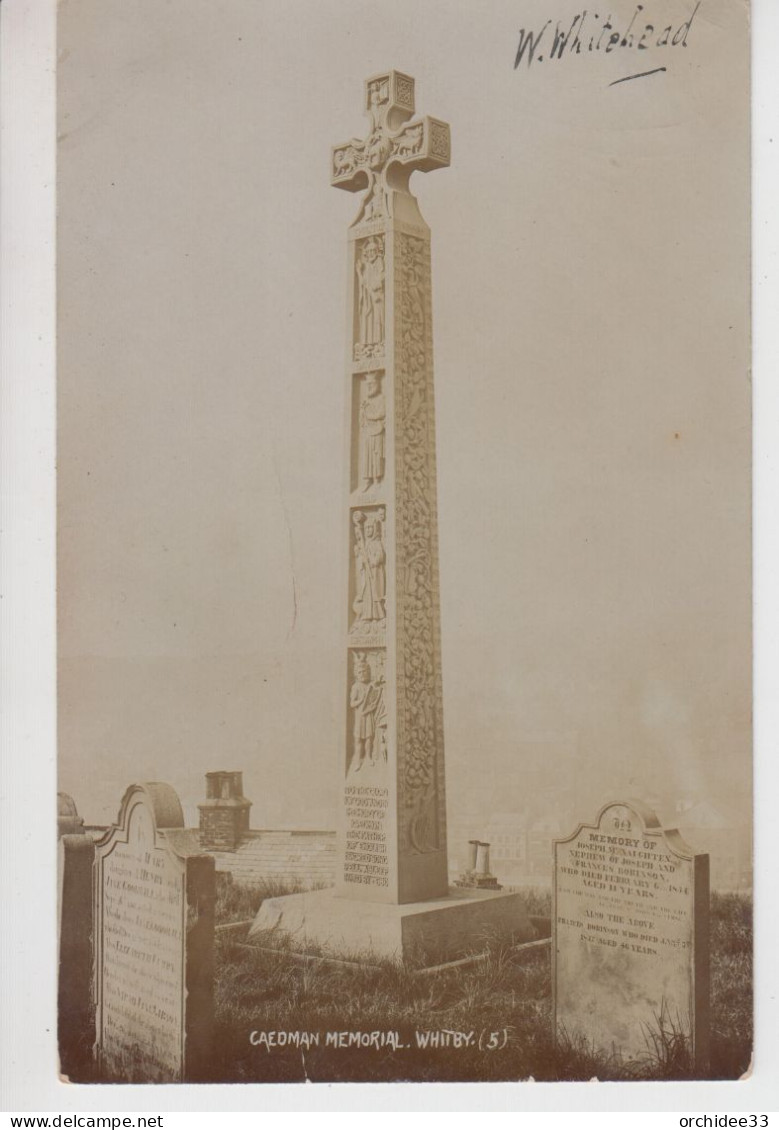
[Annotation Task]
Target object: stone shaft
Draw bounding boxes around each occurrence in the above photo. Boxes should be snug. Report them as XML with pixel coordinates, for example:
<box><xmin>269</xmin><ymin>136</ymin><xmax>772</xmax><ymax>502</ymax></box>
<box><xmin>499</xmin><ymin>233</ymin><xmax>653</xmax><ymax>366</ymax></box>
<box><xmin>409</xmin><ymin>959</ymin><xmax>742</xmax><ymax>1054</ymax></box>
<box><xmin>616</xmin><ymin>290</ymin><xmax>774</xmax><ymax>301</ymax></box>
<box><xmin>334</xmin><ymin>73</ymin><xmax>451</xmax><ymax>905</ymax></box>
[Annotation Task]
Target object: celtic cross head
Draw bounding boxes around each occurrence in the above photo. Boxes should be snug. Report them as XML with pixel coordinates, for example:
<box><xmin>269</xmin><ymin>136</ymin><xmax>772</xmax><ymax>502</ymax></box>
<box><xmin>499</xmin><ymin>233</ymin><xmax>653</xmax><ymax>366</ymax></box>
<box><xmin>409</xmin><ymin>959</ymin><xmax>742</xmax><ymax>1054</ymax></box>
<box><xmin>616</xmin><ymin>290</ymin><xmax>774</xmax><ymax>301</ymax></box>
<box><xmin>331</xmin><ymin>70</ymin><xmax>450</xmax><ymax>225</ymax></box>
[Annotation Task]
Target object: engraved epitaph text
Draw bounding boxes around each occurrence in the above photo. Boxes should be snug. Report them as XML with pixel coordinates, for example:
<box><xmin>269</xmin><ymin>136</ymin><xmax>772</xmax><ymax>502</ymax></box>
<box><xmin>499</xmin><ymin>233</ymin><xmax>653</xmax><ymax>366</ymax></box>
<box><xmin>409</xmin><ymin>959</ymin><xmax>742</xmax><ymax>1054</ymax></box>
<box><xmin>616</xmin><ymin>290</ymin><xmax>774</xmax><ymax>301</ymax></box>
<box><xmin>554</xmin><ymin>800</ymin><xmax>710</xmax><ymax>1071</ymax></box>
<box><xmin>94</xmin><ymin>784</ymin><xmax>215</xmax><ymax>1082</ymax></box>
<box><xmin>100</xmin><ymin>803</ymin><xmax>184</xmax><ymax>1077</ymax></box>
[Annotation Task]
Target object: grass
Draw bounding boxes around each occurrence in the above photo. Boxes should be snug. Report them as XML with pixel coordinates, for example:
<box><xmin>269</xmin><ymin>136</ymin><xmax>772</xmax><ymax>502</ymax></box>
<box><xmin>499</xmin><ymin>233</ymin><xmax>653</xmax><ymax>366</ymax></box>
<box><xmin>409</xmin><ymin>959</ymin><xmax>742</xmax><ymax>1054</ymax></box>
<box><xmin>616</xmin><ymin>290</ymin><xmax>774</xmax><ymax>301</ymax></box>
<box><xmin>62</xmin><ymin>884</ymin><xmax>751</xmax><ymax>1083</ymax></box>
<box><xmin>205</xmin><ymin>889</ymin><xmax>752</xmax><ymax>1084</ymax></box>
<box><xmin>211</xmin><ymin>933</ymin><xmax>556</xmax><ymax>1082</ymax></box>
<box><xmin>710</xmin><ymin>892</ymin><xmax>753</xmax><ymax>1079</ymax></box>
<box><xmin>214</xmin><ymin>873</ymin><xmax>312</xmax><ymax>925</ymax></box>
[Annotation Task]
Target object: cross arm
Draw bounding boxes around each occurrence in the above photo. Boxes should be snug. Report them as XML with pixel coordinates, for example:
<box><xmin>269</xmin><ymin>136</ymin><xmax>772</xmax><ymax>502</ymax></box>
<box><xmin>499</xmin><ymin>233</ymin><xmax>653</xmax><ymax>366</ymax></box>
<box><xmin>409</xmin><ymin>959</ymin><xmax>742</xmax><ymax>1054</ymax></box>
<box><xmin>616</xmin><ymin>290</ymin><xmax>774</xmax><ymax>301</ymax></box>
<box><xmin>331</xmin><ymin>136</ymin><xmax>371</xmax><ymax>194</ymax></box>
<box><xmin>331</xmin><ymin>116</ymin><xmax>451</xmax><ymax>192</ymax></box>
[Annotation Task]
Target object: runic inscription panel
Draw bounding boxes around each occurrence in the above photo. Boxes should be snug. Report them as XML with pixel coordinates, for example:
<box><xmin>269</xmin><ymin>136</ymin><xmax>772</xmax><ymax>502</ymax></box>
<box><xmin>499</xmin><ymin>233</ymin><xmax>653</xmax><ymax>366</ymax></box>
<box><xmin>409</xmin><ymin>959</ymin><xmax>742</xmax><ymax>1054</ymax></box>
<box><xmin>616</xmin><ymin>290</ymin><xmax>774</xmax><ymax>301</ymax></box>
<box><xmin>333</xmin><ymin>71</ymin><xmax>451</xmax><ymax>904</ymax></box>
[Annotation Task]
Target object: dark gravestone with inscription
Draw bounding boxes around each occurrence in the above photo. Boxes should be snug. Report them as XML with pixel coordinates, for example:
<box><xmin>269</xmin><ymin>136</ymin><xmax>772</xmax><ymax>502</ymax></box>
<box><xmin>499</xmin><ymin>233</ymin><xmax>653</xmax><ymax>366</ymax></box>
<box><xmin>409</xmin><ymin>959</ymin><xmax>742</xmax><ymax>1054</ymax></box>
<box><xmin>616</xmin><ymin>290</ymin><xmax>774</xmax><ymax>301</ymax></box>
<box><xmin>93</xmin><ymin>783</ymin><xmax>215</xmax><ymax>1082</ymax></box>
<box><xmin>553</xmin><ymin>799</ymin><xmax>710</xmax><ymax>1073</ymax></box>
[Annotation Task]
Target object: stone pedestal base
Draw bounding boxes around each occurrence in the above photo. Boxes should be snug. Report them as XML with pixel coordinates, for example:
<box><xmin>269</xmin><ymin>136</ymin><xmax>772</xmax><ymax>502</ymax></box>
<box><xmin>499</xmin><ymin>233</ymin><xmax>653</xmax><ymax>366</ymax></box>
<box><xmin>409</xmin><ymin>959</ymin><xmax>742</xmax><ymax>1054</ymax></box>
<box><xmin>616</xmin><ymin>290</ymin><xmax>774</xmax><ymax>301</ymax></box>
<box><xmin>453</xmin><ymin>872</ymin><xmax>502</xmax><ymax>890</ymax></box>
<box><xmin>247</xmin><ymin>886</ymin><xmax>536</xmax><ymax>965</ymax></box>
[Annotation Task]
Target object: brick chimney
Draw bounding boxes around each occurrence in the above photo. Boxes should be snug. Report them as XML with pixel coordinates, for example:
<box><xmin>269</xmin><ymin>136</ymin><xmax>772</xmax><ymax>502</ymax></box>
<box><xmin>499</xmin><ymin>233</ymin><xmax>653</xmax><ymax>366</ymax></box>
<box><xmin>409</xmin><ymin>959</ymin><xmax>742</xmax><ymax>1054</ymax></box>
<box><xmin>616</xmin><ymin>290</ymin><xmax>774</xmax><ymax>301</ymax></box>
<box><xmin>198</xmin><ymin>770</ymin><xmax>252</xmax><ymax>851</ymax></box>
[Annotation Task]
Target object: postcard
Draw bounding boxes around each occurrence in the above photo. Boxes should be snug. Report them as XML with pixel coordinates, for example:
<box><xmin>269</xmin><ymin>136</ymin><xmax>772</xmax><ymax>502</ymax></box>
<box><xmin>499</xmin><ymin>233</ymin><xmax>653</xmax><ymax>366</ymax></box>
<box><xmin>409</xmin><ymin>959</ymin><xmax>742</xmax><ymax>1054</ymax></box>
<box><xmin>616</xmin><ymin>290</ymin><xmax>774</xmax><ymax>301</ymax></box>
<box><xmin>54</xmin><ymin>0</ymin><xmax>751</xmax><ymax>1086</ymax></box>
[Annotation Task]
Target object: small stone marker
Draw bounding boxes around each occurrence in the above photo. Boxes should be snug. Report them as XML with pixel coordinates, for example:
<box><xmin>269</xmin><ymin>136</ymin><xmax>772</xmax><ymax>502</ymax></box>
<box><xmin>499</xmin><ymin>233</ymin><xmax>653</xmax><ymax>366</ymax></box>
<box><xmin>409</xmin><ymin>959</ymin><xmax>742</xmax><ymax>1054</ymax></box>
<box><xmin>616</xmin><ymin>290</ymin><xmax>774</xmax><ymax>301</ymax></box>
<box><xmin>454</xmin><ymin>840</ymin><xmax>502</xmax><ymax>890</ymax></box>
<box><xmin>93</xmin><ymin>782</ymin><xmax>215</xmax><ymax>1082</ymax></box>
<box><xmin>553</xmin><ymin>799</ymin><xmax>710</xmax><ymax>1073</ymax></box>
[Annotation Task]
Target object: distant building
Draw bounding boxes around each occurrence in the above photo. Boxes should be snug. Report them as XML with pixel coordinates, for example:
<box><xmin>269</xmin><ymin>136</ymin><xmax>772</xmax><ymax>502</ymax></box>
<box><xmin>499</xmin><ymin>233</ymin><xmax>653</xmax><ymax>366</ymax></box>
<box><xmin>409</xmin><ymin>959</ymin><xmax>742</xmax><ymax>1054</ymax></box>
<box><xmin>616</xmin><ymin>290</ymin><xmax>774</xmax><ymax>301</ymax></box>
<box><xmin>675</xmin><ymin>799</ymin><xmax>751</xmax><ymax>892</ymax></box>
<box><xmin>449</xmin><ymin>732</ymin><xmax>578</xmax><ymax>883</ymax></box>
<box><xmin>482</xmin><ymin>810</ymin><xmax>572</xmax><ymax>887</ymax></box>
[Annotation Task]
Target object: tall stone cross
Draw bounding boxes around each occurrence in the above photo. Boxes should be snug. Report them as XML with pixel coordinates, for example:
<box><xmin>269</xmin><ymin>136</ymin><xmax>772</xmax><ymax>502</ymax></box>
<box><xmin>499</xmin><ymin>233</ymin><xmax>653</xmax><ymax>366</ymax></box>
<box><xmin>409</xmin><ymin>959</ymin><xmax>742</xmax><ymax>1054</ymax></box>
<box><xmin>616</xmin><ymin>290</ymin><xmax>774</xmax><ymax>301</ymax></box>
<box><xmin>331</xmin><ymin>72</ymin><xmax>451</xmax><ymax>904</ymax></box>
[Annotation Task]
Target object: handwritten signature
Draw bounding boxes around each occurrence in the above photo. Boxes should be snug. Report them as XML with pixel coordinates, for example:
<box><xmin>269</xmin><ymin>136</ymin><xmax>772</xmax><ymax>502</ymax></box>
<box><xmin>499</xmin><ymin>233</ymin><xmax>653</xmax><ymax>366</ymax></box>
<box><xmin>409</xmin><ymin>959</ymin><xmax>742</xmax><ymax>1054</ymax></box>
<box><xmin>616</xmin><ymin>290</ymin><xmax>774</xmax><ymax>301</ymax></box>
<box><xmin>514</xmin><ymin>2</ymin><xmax>701</xmax><ymax>85</ymax></box>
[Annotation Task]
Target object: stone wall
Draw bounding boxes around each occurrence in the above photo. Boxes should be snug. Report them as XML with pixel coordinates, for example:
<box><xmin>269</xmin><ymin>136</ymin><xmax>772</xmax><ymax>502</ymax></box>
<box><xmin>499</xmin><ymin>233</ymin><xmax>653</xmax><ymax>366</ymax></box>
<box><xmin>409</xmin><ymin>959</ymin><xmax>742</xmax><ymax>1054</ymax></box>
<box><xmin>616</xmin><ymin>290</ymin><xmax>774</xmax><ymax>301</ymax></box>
<box><xmin>208</xmin><ymin>829</ymin><xmax>336</xmax><ymax>888</ymax></box>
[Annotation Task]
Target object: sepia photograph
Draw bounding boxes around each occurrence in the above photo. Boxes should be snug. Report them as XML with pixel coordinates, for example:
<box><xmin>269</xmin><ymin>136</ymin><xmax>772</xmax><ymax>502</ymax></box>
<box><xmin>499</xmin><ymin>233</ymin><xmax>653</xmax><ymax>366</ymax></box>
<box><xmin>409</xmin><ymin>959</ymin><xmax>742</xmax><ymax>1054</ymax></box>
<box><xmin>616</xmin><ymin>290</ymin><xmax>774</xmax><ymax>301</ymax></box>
<box><xmin>51</xmin><ymin>0</ymin><xmax>752</xmax><ymax>1088</ymax></box>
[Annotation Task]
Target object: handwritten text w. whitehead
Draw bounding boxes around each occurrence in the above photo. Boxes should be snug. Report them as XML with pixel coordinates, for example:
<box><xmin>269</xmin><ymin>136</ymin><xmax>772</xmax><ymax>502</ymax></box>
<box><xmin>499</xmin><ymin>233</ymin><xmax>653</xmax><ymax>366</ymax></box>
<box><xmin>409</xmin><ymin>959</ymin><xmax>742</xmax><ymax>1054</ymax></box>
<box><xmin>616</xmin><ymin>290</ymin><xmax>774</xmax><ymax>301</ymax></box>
<box><xmin>514</xmin><ymin>2</ymin><xmax>700</xmax><ymax>71</ymax></box>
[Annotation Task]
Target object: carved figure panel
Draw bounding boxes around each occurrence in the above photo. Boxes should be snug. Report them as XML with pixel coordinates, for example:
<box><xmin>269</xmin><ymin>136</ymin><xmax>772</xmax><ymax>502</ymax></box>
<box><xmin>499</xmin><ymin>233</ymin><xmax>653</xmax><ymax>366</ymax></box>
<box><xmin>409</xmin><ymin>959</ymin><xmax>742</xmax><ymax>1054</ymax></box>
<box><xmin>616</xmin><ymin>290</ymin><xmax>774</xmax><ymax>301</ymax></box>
<box><xmin>350</xmin><ymin>506</ymin><xmax>387</xmax><ymax>639</ymax></box>
<box><xmin>354</xmin><ymin>236</ymin><xmax>385</xmax><ymax>362</ymax></box>
<box><xmin>393</xmin><ymin>123</ymin><xmax>423</xmax><ymax>160</ymax></box>
<box><xmin>347</xmin><ymin>650</ymin><xmax>388</xmax><ymax>776</ymax></box>
<box><xmin>333</xmin><ymin>145</ymin><xmax>359</xmax><ymax>178</ymax></box>
<box><xmin>357</xmin><ymin>371</ymin><xmax>386</xmax><ymax>491</ymax></box>
<box><xmin>366</xmin><ymin>77</ymin><xmax>390</xmax><ymax>126</ymax></box>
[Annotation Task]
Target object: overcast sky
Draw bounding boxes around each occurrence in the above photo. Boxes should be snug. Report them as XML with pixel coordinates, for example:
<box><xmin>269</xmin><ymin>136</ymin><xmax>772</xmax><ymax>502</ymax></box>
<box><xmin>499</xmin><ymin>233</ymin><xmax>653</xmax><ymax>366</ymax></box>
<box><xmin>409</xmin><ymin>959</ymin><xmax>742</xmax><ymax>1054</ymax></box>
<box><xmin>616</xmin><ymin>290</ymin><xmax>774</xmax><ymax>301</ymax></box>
<box><xmin>57</xmin><ymin>0</ymin><xmax>750</xmax><ymax>838</ymax></box>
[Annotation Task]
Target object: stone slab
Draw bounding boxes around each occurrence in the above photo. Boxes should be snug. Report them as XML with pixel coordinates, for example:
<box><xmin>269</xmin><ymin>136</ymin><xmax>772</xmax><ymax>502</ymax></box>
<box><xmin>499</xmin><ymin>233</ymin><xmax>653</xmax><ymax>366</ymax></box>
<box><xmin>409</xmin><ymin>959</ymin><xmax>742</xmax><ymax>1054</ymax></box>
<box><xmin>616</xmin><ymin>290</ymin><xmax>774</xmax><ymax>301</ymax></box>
<box><xmin>248</xmin><ymin>886</ymin><xmax>536</xmax><ymax>964</ymax></box>
<box><xmin>58</xmin><ymin>832</ymin><xmax>96</xmax><ymax>1079</ymax></box>
<box><xmin>553</xmin><ymin>799</ymin><xmax>710</xmax><ymax>1073</ymax></box>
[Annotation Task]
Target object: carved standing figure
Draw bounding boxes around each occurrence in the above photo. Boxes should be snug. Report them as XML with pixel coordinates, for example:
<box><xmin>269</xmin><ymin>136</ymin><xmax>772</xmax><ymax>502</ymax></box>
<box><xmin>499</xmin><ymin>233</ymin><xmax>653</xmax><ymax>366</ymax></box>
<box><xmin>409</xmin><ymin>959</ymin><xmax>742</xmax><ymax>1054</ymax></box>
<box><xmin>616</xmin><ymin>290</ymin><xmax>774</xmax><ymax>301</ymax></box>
<box><xmin>359</xmin><ymin>373</ymin><xmax>386</xmax><ymax>489</ymax></box>
<box><xmin>367</xmin><ymin>79</ymin><xmax>388</xmax><ymax>132</ymax></box>
<box><xmin>352</xmin><ymin>510</ymin><xmax>386</xmax><ymax>628</ymax></box>
<box><xmin>349</xmin><ymin>653</ymin><xmax>385</xmax><ymax>772</ymax></box>
<box><xmin>356</xmin><ymin>238</ymin><xmax>385</xmax><ymax>347</ymax></box>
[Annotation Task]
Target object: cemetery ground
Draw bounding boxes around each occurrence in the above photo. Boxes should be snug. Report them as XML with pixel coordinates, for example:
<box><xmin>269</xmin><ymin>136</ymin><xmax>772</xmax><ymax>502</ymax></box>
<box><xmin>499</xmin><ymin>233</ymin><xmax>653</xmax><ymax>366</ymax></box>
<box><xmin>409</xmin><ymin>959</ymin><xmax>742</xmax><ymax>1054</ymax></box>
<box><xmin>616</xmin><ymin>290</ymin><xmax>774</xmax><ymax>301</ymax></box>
<box><xmin>208</xmin><ymin>880</ymin><xmax>752</xmax><ymax>1084</ymax></box>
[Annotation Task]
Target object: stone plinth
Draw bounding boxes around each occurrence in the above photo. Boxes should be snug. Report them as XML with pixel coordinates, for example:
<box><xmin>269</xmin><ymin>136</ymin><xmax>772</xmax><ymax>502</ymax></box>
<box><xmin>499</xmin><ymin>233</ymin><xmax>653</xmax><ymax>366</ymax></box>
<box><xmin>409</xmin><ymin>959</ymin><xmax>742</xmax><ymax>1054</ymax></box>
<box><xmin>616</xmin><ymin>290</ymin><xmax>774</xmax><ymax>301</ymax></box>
<box><xmin>249</xmin><ymin>886</ymin><xmax>535</xmax><ymax>965</ymax></box>
<box><xmin>454</xmin><ymin>872</ymin><xmax>502</xmax><ymax>891</ymax></box>
<box><xmin>553</xmin><ymin>799</ymin><xmax>710</xmax><ymax>1073</ymax></box>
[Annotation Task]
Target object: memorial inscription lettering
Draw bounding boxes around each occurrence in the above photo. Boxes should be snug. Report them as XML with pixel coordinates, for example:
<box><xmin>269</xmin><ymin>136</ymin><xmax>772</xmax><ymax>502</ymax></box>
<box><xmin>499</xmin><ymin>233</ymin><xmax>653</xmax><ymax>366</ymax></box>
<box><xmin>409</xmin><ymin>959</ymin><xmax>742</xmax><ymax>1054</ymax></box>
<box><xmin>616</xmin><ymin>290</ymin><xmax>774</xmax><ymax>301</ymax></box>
<box><xmin>343</xmin><ymin>785</ymin><xmax>391</xmax><ymax>888</ymax></box>
<box><xmin>93</xmin><ymin>783</ymin><xmax>215</xmax><ymax>1082</ymax></box>
<box><xmin>553</xmin><ymin>800</ymin><xmax>710</xmax><ymax>1071</ymax></box>
<box><xmin>99</xmin><ymin>805</ymin><xmax>184</xmax><ymax>1077</ymax></box>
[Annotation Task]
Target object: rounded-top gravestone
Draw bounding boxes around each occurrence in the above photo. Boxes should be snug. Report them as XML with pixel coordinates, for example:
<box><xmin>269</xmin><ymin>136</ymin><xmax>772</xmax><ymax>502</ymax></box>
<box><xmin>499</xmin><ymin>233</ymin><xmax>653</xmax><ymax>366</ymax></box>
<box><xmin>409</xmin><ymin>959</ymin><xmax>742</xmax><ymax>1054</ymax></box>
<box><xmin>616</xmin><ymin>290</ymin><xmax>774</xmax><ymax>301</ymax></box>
<box><xmin>553</xmin><ymin>798</ymin><xmax>710</xmax><ymax>1073</ymax></box>
<box><xmin>93</xmin><ymin>782</ymin><xmax>215</xmax><ymax>1082</ymax></box>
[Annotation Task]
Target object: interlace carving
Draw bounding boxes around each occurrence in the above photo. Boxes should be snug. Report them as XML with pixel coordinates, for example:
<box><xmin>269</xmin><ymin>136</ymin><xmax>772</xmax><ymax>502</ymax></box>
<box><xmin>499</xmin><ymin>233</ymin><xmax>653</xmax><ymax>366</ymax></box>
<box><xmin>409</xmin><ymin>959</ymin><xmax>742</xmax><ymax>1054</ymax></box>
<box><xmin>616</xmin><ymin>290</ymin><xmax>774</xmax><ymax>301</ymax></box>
<box><xmin>395</xmin><ymin>233</ymin><xmax>441</xmax><ymax>854</ymax></box>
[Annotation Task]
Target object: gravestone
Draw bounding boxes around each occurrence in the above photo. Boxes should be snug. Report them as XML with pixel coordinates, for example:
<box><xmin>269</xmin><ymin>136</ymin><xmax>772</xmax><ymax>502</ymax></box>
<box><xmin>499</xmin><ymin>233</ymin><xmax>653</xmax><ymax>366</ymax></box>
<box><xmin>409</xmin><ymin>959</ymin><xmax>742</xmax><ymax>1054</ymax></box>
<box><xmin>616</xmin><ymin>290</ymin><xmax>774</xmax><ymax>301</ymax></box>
<box><xmin>553</xmin><ymin>799</ymin><xmax>710</xmax><ymax>1072</ymax></box>
<box><xmin>250</xmin><ymin>72</ymin><xmax>534</xmax><ymax>962</ymax></box>
<box><xmin>58</xmin><ymin>791</ymin><xmax>85</xmax><ymax>838</ymax></box>
<box><xmin>93</xmin><ymin>782</ymin><xmax>215</xmax><ymax>1082</ymax></box>
<box><xmin>58</xmin><ymin>832</ymin><xmax>96</xmax><ymax>1079</ymax></box>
